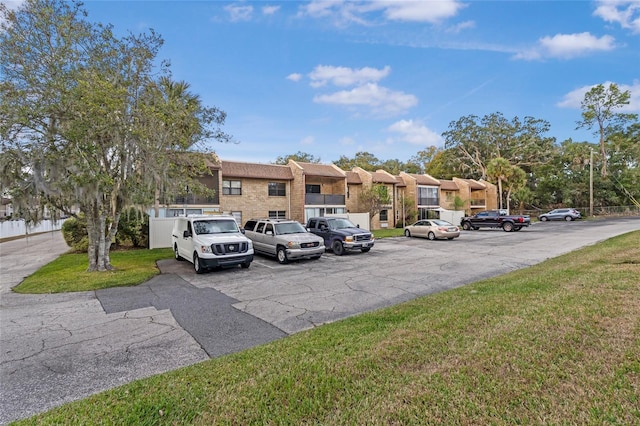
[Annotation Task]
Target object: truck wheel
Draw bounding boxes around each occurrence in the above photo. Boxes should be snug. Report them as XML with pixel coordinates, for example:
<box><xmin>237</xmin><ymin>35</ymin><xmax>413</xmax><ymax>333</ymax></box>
<box><xmin>174</xmin><ymin>244</ymin><xmax>183</xmax><ymax>261</ymax></box>
<box><xmin>502</xmin><ymin>222</ymin><xmax>514</xmax><ymax>232</ymax></box>
<box><xmin>427</xmin><ymin>231</ymin><xmax>436</xmax><ymax>240</ymax></box>
<box><xmin>277</xmin><ymin>247</ymin><xmax>289</xmax><ymax>264</ymax></box>
<box><xmin>193</xmin><ymin>253</ymin><xmax>205</xmax><ymax>274</ymax></box>
<box><xmin>332</xmin><ymin>240</ymin><xmax>345</xmax><ymax>256</ymax></box>
<box><xmin>462</xmin><ymin>222</ymin><xmax>471</xmax><ymax>231</ymax></box>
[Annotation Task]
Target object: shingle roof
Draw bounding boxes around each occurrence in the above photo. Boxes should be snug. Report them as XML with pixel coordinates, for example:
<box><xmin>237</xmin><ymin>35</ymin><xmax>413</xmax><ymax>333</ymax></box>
<box><xmin>371</xmin><ymin>171</ymin><xmax>398</xmax><ymax>184</ymax></box>
<box><xmin>293</xmin><ymin>161</ymin><xmax>346</xmax><ymax>178</ymax></box>
<box><xmin>405</xmin><ymin>173</ymin><xmax>440</xmax><ymax>186</ymax></box>
<box><xmin>221</xmin><ymin>161</ymin><xmax>294</xmax><ymax>180</ymax></box>
<box><xmin>439</xmin><ymin>180</ymin><xmax>460</xmax><ymax>191</ymax></box>
<box><xmin>346</xmin><ymin>171</ymin><xmax>362</xmax><ymax>184</ymax></box>
<box><xmin>458</xmin><ymin>178</ymin><xmax>486</xmax><ymax>190</ymax></box>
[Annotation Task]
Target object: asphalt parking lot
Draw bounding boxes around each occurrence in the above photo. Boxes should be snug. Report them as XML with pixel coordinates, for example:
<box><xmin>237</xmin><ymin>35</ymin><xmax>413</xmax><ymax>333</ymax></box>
<box><xmin>1</xmin><ymin>217</ymin><xmax>639</xmax><ymax>424</ymax></box>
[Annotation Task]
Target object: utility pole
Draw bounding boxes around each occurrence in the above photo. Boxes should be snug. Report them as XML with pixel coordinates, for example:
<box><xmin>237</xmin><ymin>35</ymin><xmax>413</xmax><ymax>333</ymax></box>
<box><xmin>590</xmin><ymin>148</ymin><xmax>593</xmax><ymax>217</ymax></box>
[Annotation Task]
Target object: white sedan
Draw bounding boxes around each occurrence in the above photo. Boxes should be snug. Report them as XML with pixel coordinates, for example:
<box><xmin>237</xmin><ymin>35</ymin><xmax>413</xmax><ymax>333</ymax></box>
<box><xmin>404</xmin><ymin>219</ymin><xmax>460</xmax><ymax>240</ymax></box>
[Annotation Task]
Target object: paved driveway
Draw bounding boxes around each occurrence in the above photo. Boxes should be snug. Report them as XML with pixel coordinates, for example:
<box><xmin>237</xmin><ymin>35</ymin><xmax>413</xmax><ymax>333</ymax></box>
<box><xmin>1</xmin><ymin>217</ymin><xmax>639</xmax><ymax>424</ymax></box>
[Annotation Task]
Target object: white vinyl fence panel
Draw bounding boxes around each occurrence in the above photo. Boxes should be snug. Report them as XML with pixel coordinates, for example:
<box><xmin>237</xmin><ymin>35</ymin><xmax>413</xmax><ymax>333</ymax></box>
<box><xmin>0</xmin><ymin>219</ymin><xmax>65</xmax><ymax>239</ymax></box>
<box><xmin>149</xmin><ymin>218</ymin><xmax>176</xmax><ymax>249</ymax></box>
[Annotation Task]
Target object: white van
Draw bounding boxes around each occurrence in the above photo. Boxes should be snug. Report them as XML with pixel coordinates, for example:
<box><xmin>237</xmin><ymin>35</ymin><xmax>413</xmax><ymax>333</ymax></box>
<box><xmin>171</xmin><ymin>215</ymin><xmax>253</xmax><ymax>274</ymax></box>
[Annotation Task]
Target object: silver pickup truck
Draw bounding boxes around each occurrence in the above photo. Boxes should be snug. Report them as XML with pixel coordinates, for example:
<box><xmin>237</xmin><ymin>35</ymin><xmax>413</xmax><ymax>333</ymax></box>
<box><xmin>243</xmin><ymin>218</ymin><xmax>325</xmax><ymax>264</ymax></box>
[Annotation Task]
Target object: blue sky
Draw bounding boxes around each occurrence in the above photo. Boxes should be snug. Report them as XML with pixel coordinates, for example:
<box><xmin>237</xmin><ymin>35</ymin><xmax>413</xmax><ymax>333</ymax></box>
<box><xmin>9</xmin><ymin>1</ymin><xmax>640</xmax><ymax>164</ymax></box>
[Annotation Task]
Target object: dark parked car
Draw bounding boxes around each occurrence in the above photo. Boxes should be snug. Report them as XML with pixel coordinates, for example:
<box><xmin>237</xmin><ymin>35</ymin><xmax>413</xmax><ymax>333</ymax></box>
<box><xmin>538</xmin><ymin>208</ymin><xmax>582</xmax><ymax>221</ymax></box>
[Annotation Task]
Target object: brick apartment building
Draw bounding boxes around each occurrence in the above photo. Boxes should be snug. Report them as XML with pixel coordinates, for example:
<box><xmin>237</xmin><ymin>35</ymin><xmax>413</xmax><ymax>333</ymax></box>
<box><xmin>153</xmin><ymin>155</ymin><xmax>498</xmax><ymax>230</ymax></box>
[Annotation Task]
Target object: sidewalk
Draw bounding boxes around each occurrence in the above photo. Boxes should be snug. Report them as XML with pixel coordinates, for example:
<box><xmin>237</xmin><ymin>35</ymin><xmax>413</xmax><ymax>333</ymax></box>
<box><xmin>0</xmin><ymin>231</ymin><xmax>70</xmax><ymax>294</ymax></box>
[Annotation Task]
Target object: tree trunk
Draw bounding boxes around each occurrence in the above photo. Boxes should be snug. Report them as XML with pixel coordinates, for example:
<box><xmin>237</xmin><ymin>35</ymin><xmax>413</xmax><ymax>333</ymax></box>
<box><xmin>497</xmin><ymin>179</ymin><xmax>503</xmax><ymax>210</ymax></box>
<box><xmin>85</xmin><ymin>203</ymin><xmax>115</xmax><ymax>272</ymax></box>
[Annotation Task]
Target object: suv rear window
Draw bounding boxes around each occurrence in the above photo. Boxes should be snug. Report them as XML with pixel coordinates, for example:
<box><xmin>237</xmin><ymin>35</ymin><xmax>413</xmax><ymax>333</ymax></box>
<box><xmin>244</xmin><ymin>220</ymin><xmax>257</xmax><ymax>231</ymax></box>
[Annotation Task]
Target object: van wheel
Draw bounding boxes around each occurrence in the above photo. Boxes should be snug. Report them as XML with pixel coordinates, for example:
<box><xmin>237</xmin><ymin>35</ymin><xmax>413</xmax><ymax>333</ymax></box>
<box><xmin>193</xmin><ymin>253</ymin><xmax>205</xmax><ymax>274</ymax></box>
<box><xmin>332</xmin><ymin>240</ymin><xmax>345</xmax><ymax>256</ymax></box>
<box><xmin>277</xmin><ymin>247</ymin><xmax>289</xmax><ymax>264</ymax></box>
<box><xmin>174</xmin><ymin>244</ymin><xmax>184</xmax><ymax>261</ymax></box>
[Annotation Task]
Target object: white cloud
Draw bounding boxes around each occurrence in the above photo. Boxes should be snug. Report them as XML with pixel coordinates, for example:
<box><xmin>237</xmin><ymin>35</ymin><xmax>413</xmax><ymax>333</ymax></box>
<box><xmin>514</xmin><ymin>32</ymin><xmax>616</xmax><ymax>60</ymax></box>
<box><xmin>309</xmin><ymin>65</ymin><xmax>391</xmax><ymax>88</ymax></box>
<box><xmin>300</xmin><ymin>136</ymin><xmax>315</xmax><ymax>145</ymax></box>
<box><xmin>286</xmin><ymin>73</ymin><xmax>303</xmax><ymax>82</ymax></box>
<box><xmin>557</xmin><ymin>81</ymin><xmax>640</xmax><ymax>112</ymax></box>
<box><xmin>313</xmin><ymin>83</ymin><xmax>418</xmax><ymax>116</ymax></box>
<box><xmin>224</xmin><ymin>4</ymin><xmax>253</xmax><ymax>22</ymax></box>
<box><xmin>594</xmin><ymin>0</ymin><xmax>640</xmax><ymax>34</ymax></box>
<box><xmin>387</xmin><ymin>119</ymin><xmax>442</xmax><ymax>145</ymax></box>
<box><xmin>298</xmin><ymin>0</ymin><xmax>464</xmax><ymax>25</ymax></box>
<box><xmin>376</xmin><ymin>0</ymin><xmax>466</xmax><ymax>23</ymax></box>
<box><xmin>262</xmin><ymin>5</ymin><xmax>280</xmax><ymax>16</ymax></box>
<box><xmin>447</xmin><ymin>20</ymin><xmax>475</xmax><ymax>34</ymax></box>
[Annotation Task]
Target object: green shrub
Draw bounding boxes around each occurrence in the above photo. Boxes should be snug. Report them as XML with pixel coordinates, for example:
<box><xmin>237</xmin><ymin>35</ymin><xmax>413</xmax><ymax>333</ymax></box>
<box><xmin>116</xmin><ymin>208</ymin><xmax>149</xmax><ymax>248</ymax></box>
<box><xmin>61</xmin><ymin>215</ymin><xmax>89</xmax><ymax>253</ymax></box>
<box><xmin>60</xmin><ymin>209</ymin><xmax>149</xmax><ymax>252</ymax></box>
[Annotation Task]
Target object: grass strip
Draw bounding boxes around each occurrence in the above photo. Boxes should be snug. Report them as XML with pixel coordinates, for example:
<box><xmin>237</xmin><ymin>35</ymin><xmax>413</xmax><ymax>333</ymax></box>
<box><xmin>12</xmin><ymin>248</ymin><xmax>174</xmax><ymax>293</ymax></box>
<box><xmin>14</xmin><ymin>232</ymin><xmax>640</xmax><ymax>425</ymax></box>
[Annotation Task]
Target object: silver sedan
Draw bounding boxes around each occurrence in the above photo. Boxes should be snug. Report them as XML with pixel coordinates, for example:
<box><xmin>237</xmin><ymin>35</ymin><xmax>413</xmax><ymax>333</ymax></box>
<box><xmin>404</xmin><ymin>219</ymin><xmax>460</xmax><ymax>240</ymax></box>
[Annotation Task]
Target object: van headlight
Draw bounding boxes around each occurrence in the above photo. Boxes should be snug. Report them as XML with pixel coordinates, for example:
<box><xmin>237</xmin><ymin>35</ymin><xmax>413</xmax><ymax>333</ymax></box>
<box><xmin>200</xmin><ymin>245</ymin><xmax>213</xmax><ymax>254</ymax></box>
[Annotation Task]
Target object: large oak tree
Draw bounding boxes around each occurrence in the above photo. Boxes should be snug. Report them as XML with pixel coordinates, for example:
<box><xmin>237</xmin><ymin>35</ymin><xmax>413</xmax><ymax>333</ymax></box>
<box><xmin>0</xmin><ymin>0</ymin><xmax>229</xmax><ymax>271</ymax></box>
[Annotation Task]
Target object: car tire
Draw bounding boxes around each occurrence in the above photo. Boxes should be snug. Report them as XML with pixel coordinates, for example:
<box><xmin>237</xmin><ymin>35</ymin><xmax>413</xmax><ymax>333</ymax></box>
<box><xmin>361</xmin><ymin>247</ymin><xmax>371</xmax><ymax>253</ymax></box>
<box><xmin>540</xmin><ymin>216</ymin><xmax>548</xmax><ymax>221</ymax></box>
<box><xmin>565</xmin><ymin>216</ymin><xmax>573</xmax><ymax>221</ymax></box>
<box><xmin>174</xmin><ymin>244</ymin><xmax>183</xmax><ymax>261</ymax></box>
<box><xmin>462</xmin><ymin>222</ymin><xmax>471</xmax><ymax>231</ymax></box>
<box><xmin>277</xmin><ymin>247</ymin><xmax>289</xmax><ymax>264</ymax></box>
<box><xmin>332</xmin><ymin>240</ymin><xmax>345</xmax><ymax>256</ymax></box>
<box><xmin>502</xmin><ymin>222</ymin><xmax>514</xmax><ymax>232</ymax></box>
<box><xmin>404</xmin><ymin>229</ymin><xmax>411</xmax><ymax>237</ymax></box>
<box><xmin>193</xmin><ymin>253</ymin><xmax>205</xmax><ymax>274</ymax></box>
<box><xmin>427</xmin><ymin>231</ymin><xmax>436</xmax><ymax>241</ymax></box>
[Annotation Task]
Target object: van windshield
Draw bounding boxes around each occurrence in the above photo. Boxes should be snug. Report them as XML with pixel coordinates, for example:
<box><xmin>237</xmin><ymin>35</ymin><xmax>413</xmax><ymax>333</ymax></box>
<box><xmin>193</xmin><ymin>220</ymin><xmax>239</xmax><ymax>235</ymax></box>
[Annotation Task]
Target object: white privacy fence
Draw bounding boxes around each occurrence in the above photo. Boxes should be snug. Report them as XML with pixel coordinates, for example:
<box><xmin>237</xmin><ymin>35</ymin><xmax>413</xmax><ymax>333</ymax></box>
<box><xmin>0</xmin><ymin>219</ymin><xmax>65</xmax><ymax>239</ymax></box>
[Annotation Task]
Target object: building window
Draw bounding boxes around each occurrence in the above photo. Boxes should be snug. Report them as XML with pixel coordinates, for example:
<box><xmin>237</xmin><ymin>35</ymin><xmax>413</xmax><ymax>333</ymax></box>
<box><xmin>380</xmin><ymin>209</ymin><xmax>388</xmax><ymax>221</ymax></box>
<box><xmin>269</xmin><ymin>210</ymin><xmax>287</xmax><ymax>219</ymax></box>
<box><xmin>268</xmin><ymin>182</ymin><xmax>286</xmax><ymax>196</ymax></box>
<box><xmin>305</xmin><ymin>184</ymin><xmax>321</xmax><ymax>193</ymax></box>
<box><xmin>223</xmin><ymin>180</ymin><xmax>242</xmax><ymax>195</ymax></box>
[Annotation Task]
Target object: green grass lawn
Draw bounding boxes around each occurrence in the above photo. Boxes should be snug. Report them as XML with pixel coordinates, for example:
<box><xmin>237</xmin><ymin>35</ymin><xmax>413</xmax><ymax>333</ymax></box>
<box><xmin>13</xmin><ymin>231</ymin><xmax>639</xmax><ymax>425</ymax></box>
<box><xmin>12</xmin><ymin>248</ymin><xmax>174</xmax><ymax>293</ymax></box>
